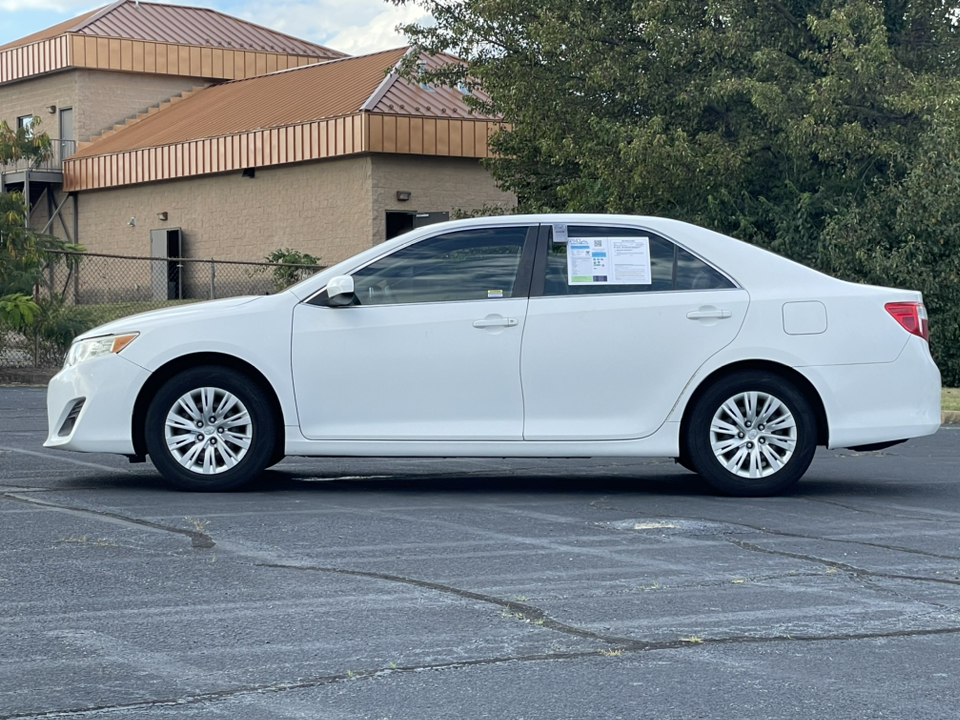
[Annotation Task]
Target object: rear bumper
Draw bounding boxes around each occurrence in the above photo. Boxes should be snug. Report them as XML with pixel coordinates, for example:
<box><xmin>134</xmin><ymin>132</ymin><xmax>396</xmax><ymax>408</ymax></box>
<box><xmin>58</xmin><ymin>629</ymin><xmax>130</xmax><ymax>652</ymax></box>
<box><xmin>800</xmin><ymin>337</ymin><xmax>941</xmax><ymax>449</ymax></box>
<box><xmin>44</xmin><ymin>355</ymin><xmax>150</xmax><ymax>454</ymax></box>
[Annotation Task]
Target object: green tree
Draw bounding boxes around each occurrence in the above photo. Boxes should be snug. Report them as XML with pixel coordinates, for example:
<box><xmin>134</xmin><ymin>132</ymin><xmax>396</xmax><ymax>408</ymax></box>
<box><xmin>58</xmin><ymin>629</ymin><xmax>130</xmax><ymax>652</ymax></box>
<box><xmin>394</xmin><ymin>0</ymin><xmax>960</xmax><ymax>382</ymax></box>
<box><xmin>1</xmin><ymin>116</ymin><xmax>56</xmax><ymax>299</ymax></box>
<box><xmin>2</xmin><ymin>118</ymin><xmax>88</xmax><ymax>364</ymax></box>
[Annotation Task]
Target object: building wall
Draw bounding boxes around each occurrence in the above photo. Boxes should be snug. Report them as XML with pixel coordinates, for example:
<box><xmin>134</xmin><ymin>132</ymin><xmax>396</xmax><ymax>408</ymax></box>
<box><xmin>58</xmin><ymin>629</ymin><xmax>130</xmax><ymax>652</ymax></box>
<box><xmin>74</xmin><ymin>155</ymin><xmax>375</xmax><ymax>264</ymax></box>
<box><xmin>71</xmin><ymin>153</ymin><xmax>515</xmax><ymax>263</ymax></box>
<box><xmin>74</xmin><ymin>70</ymin><xmax>206</xmax><ymax>142</ymax></box>
<box><xmin>1</xmin><ymin>69</ymin><xmax>206</xmax><ymax>144</ymax></box>
<box><xmin>0</xmin><ymin>71</ymin><xmax>79</xmax><ymax>139</ymax></box>
<box><xmin>370</xmin><ymin>154</ymin><xmax>515</xmax><ymax>242</ymax></box>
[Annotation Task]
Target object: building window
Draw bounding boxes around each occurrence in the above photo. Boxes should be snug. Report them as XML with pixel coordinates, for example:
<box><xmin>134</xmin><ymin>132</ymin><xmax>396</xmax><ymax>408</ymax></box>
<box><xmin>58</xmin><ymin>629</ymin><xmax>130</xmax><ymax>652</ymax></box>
<box><xmin>17</xmin><ymin>115</ymin><xmax>36</xmax><ymax>137</ymax></box>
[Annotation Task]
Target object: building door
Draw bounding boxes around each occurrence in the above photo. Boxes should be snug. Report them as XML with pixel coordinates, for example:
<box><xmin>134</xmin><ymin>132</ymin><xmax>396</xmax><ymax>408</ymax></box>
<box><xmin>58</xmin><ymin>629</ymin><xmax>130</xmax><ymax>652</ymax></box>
<box><xmin>58</xmin><ymin>108</ymin><xmax>74</xmax><ymax>160</ymax></box>
<box><xmin>150</xmin><ymin>228</ymin><xmax>183</xmax><ymax>300</ymax></box>
<box><xmin>385</xmin><ymin>211</ymin><xmax>450</xmax><ymax>240</ymax></box>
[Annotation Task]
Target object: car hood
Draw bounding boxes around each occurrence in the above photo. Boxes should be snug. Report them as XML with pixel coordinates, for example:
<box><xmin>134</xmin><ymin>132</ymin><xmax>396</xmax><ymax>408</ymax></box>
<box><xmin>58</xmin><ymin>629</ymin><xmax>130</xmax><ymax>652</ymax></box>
<box><xmin>75</xmin><ymin>296</ymin><xmax>265</xmax><ymax>340</ymax></box>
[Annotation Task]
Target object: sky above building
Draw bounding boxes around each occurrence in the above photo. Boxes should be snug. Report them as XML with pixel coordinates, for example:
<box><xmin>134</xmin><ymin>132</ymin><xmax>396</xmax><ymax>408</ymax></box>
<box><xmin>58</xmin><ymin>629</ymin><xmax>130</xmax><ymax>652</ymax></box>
<box><xmin>0</xmin><ymin>0</ymin><xmax>431</xmax><ymax>56</ymax></box>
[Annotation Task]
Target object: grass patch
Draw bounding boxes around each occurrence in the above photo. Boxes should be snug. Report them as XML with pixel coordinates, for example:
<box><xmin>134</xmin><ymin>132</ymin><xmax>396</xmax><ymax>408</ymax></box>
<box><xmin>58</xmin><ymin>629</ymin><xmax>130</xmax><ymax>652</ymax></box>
<box><xmin>943</xmin><ymin>388</ymin><xmax>960</xmax><ymax>412</ymax></box>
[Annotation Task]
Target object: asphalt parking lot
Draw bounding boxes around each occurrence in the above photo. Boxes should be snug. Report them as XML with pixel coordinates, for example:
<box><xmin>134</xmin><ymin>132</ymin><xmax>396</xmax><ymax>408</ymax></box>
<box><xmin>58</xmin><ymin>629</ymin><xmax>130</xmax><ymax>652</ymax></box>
<box><xmin>2</xmin><ymin>385</ymin><xmax>960</xmax><ymax>719</ymax></box>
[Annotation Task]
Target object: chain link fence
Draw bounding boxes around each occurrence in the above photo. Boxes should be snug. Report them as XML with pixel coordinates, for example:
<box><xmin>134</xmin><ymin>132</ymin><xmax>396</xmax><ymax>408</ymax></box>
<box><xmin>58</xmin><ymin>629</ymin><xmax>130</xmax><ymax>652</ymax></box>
<box><xmin>1</xmin><ymin>251</ymin><xmax>323</xmax><ymax>368</ymax></box>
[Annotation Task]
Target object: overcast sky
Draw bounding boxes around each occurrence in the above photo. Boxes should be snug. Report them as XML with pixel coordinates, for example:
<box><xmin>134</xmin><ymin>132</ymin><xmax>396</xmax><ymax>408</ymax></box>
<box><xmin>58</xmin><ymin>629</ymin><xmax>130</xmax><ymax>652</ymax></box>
<box><xmin>0</xmin><ymin>0</ymin><xmax>431</xmax><ymax>56</ymax></box>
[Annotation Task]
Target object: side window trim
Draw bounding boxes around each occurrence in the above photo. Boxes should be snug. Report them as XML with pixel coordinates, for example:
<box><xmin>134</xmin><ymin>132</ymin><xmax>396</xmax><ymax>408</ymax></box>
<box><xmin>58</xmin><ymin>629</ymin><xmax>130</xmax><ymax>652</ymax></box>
<box><xmin>529</xmin><ymin>224</ymin><xmax>552</xmax><ymax>297</ymax></box>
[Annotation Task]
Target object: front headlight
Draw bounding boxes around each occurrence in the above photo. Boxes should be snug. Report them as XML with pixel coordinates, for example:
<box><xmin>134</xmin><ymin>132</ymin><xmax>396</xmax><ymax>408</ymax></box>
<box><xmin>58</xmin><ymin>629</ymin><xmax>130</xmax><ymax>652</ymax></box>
<box><xmin>64</xmin><ymin>333</ymin><xmax>139</xmax><ymax>368</ymax></box>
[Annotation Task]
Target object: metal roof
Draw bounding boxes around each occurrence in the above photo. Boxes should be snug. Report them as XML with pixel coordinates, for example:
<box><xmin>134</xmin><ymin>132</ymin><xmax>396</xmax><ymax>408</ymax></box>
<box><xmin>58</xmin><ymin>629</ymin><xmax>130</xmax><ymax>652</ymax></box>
<box><xmin>73</xmin><ymin>48</ymin><xmax>412</xmax><ymax>156</ymax></box>
<box><xmin>365</xmin><ymin>52</ymin><xmax>498</xmax><ymax>120</ymax></box>
<box><xmin>0</xmin><ymin>0</ymin><xmax>345</xmax><ymax>58</ymax></box>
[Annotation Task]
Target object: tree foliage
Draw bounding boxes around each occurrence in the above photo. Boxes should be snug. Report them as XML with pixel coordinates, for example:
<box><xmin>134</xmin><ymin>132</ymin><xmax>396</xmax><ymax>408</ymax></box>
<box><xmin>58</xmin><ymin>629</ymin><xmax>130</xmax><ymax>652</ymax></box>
<box><xmin>395</xmin><ymin>0</ymin><xmax>960</xmax><ymax>383</ymax></box>
<box><xmin>0</xmin><ymin>117</ymin><xmax>51</xmax><ymax>168</ymax></box>
<box><xmin>2</xmin><ymin>118</ymin><xmax>87</xmax><ymax>365</ymax></box>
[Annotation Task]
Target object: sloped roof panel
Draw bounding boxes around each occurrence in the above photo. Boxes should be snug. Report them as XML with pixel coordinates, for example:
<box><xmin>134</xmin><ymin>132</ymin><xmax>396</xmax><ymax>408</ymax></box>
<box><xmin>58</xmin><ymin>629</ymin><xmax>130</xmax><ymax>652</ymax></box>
<box><xmin>0</xmin><ymin>0</ymin><xmax>344</xmax><ymax>58</ymax></box>
<box><xmin>367</xmin><ymin>53</ymin><xmax>498</xmax><ymax>120</ymax></box>
<box><xmin>77</xmin><ymin>1</ymin><xmax>344</xmax><ymax>57</ymax></box>
<box><xmin>73</xmin><ymin>48</ymin><xmax>410</xmax><ymax>157</ymax></box>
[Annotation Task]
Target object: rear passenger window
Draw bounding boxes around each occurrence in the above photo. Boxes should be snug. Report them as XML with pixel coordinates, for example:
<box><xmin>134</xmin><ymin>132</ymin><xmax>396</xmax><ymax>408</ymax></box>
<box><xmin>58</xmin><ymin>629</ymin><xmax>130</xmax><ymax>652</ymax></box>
<box><xmin>675</xmin><ymin>247</ymin><xmax>734</xmax><ymax>290</ymax></box>
<box><xmin>542</xmin><ymin>225</ymin><xmax>734</xmax><ymax>295</ymax></box>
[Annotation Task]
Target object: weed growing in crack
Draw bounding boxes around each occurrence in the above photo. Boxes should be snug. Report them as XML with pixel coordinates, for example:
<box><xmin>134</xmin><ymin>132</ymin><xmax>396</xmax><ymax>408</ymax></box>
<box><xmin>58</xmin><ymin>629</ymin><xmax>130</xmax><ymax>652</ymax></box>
<box><xmin>600</xmin><ymin>648</ymin><xmax>624</xmax><ymax>657</ymax></box>
<box><xmin>680</xmin><ymin>636</ymin><xmax>704</xmax><ymax>644</ymax></box>
<box><xmin>185</xmin><ymin>517</ymin><xmax>210</xmax><ymax>534</ymax></box>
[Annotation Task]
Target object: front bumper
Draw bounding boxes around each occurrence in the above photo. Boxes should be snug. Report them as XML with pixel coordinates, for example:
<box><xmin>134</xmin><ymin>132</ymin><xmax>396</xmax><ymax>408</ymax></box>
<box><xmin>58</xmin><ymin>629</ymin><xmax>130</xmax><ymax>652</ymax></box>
<box><xmin>44</xmin><ymin>355</ymin><xmax>151</xmax><ymax>454</ymax></box>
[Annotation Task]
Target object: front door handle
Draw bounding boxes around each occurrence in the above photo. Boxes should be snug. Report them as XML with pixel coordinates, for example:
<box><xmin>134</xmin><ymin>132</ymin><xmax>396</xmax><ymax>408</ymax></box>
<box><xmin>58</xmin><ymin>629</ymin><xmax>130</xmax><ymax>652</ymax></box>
<box><xmin>473</xmin><ymin>316</ymin><xmax>519</xmax><ymax>328</ymax></box>
<box><xmin>686</xmin><ymin>307</ymin><xmax>732</xmax><ymax>320</ymax></box>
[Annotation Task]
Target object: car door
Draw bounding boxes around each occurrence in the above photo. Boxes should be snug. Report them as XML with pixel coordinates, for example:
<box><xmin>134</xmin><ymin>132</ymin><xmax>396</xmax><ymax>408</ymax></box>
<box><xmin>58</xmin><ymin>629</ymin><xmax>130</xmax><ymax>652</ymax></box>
<box><xmin>292</xmin><ymin>225</ymin><xmax>537</xmax><ymax>441</ymax></box>
<box><xmin>520</xmin><ymin>223</ymin><xmax>749</xmax><ymax>441</ymax></box>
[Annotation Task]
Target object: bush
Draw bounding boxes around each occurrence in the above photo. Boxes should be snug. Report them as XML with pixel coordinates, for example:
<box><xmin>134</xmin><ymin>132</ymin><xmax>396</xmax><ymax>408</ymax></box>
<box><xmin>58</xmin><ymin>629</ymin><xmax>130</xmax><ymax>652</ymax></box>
<box><xmin>823</xmin><ymin>112</ymin><xmax>960</xmax><ymax>386</ymax></box>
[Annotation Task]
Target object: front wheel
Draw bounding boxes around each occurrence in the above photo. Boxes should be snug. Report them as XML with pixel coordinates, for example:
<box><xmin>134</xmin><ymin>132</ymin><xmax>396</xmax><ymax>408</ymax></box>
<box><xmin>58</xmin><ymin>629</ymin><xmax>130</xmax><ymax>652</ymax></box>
<box><xmin>685</xmin><ymin>372</ymin><xmax>818</xmax><ymax>496</ymax></box>
<box><xmin>144</xmin><ymin>366</ymin><xmax>276</xmax><ymax>491</ymax></box>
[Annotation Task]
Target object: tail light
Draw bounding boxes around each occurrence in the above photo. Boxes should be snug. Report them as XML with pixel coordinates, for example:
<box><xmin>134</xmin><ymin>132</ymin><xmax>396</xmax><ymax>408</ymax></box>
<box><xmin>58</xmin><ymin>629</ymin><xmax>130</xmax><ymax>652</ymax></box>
<box><xmin>885</xmin><ymin>302</ymin><xmax>929</xmax><ymax>342</ymax></box>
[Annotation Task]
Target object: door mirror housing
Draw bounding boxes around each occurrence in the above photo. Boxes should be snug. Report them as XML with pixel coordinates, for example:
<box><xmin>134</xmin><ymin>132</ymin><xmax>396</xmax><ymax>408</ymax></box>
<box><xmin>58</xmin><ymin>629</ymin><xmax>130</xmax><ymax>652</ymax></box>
<box><xmin>325</xmin><ymin>275</ymin><xmax>355</xmax><ymax>306</ymax></box>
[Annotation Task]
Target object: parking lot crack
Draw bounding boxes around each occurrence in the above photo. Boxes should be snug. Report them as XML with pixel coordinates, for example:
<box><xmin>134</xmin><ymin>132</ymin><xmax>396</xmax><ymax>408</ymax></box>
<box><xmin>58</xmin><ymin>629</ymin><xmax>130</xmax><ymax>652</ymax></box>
<box><xmin>601</xmin><ymin>510</ymin><xmax>960</xmax><ymax>562</ymax></box>
<box><xmin>724</xmin><ymin>536</ymin><xmax>960</xmax><ymax>587</ymax></box>
<box><xmin>6</xmin><ymin>626</ymin><xmax>960</xmax><ymax>719</ymax></box>
<box><xmin>0</xmin><ymin>492</ymin><xmax>215</xmax><ymax>549</ymax></box>
<box><xmin>255</xmin><ymin>561</ymin><xmax>634</xmax><ymax>646</ymax></box>
<box><xmin>803</xmin><ymin>496</ymin><xmax>960</xmax><ymax>523</ymax></box>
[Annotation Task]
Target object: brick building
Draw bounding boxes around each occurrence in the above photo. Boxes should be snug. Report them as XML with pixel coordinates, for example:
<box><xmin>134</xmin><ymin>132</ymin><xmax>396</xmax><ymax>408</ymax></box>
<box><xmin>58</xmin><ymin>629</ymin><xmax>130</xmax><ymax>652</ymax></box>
<box><xmin>0</xmin><ymin>0</ymin><xmax>514</xmax><ymax>272</ymax></box>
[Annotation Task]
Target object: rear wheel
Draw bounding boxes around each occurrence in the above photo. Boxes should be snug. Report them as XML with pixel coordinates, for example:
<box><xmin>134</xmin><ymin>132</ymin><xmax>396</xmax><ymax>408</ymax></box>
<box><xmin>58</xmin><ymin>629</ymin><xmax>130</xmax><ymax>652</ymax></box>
<box><xmin>145</xmin><ymin>366</ymin><xmax>276</xmax><ymax>491</ymax></box>
<box><xmin>685</xmin><ymin>372</ymin><xmax>817</xmax><ymax>496</ymax></box>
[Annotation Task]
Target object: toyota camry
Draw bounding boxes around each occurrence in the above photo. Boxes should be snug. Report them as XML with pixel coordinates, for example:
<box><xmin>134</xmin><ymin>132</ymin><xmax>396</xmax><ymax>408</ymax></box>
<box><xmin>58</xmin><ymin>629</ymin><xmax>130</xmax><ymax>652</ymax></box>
<box><xmin>45</xmin><ymin>215</ymin><xmax>942</xmax><ymax>495</ymax></box>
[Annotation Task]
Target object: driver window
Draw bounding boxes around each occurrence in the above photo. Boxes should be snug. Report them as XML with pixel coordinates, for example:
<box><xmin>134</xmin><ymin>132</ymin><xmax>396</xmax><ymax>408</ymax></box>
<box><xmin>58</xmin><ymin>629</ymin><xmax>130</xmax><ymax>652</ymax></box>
<box><xmin>351</xmin><ymin>228</ymin><xmax>529</xmax><ymax>306</ymax></box>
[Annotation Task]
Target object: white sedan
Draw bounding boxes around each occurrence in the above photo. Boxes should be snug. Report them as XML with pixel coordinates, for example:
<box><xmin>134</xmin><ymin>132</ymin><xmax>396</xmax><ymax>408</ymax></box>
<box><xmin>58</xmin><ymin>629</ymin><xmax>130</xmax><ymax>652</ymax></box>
<box><xmin>45</xmin><ymin>215</ymin><xmax>941</xmax><ymax>495</ymax></box>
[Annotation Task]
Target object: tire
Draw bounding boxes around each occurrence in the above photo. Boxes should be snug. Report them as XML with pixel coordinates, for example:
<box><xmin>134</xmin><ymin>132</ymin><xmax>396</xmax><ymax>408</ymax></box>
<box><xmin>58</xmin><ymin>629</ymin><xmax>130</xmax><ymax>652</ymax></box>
<box><xmin>144</xmin><ymin>366</ymin><xmax>276</xmax><ymax>491</ymax></box>
<box><xmin>685</xmin><ymin>372</ymin><xmax>817</xmax><ymax>496</ymax></box>
<box><xmin>265</xmin><ymin>446</ymin><xmax>286</xmax><ymax>469</ymax></box>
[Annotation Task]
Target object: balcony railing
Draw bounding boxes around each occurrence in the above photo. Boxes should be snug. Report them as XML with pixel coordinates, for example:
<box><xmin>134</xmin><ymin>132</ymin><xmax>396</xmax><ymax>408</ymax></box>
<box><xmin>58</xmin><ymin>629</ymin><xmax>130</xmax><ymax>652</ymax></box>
<box><xmin>1</xmin><ymin>139</ymin><xmax>76</xmax><ymax>174</ymax></box>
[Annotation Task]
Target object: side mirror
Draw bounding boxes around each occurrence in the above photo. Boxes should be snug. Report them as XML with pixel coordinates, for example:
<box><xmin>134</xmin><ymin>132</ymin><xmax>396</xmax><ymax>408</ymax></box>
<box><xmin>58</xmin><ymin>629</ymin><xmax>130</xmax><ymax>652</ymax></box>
<box><xmin>325</xmin><ymin>275</ymin><xmax>355</xmax><ymax>307</ymax></box>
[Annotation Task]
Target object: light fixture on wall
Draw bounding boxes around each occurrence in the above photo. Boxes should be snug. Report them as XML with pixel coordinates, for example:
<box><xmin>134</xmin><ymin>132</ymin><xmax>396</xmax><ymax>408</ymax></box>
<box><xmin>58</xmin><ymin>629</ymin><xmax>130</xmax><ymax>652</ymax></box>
<box><xmin>46</xmin><ymin>105</ymin><xmax>56</xmax><ymax>114</ymax></box>
<box><xmin>157</xmin><ymin>211</ymin><xmax>168</xmax><ymax>221</ymax></box>
<box><xmin>396</xmin><ymin>190</ymin><xmax>411</xmax><ymax>202</ymax></box>
<box><xmin>128</xmin><ymin>217</ymin><xmax>137</xmax><ymax>227</ymax></box>
<box><xmin>242</xmin><ymin>167</ymin><xmax>256</xmax><ymax>179</ymax></box>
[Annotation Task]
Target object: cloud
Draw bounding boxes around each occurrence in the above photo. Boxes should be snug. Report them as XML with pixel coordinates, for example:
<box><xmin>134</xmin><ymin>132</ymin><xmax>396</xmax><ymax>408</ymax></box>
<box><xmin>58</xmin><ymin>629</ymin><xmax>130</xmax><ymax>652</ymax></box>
<box><xmin>235</xmin><ymin>0</ymin><xmax>431</xmax><ymax>55</ymax></box>
<box><xmin>0</xmin><ymin>0</ymin><xmax>433</xmax><ymax>56</ymax></box>
<box><xmin>325</xmin><ymin>4</ymin><xmax>430</xmax><ymax>55</ymax></box>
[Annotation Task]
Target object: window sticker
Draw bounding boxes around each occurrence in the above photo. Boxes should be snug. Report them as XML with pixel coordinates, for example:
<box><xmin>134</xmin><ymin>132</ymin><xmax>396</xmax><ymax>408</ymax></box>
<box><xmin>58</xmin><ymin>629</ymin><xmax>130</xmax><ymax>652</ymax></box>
<box><xmin>487</xmin><ymin>289</ymin><xmax>504</xmax><ymax>298</ymax></box>
<box><xmin>553</xmin><ymin>223</ymin><xmax>569</xmax><ymax>244</ymax></box>
<box><xmin>567</xmin><ymin>236</ymin><xmax>652</xmax><ymax>285</ymax></box>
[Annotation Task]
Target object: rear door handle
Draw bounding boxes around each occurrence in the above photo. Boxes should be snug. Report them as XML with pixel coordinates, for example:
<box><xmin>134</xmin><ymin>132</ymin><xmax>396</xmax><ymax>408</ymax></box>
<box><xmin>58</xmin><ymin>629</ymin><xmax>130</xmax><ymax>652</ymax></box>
<box><xmin>473</xmin><ymin>316</ymin><xmax>518</xmax><ymax>328</ymax></box>
<box><xmin>686</xmin><ymin>308</ymin><xmax>732</xmax><ymax>320</ymax></box>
